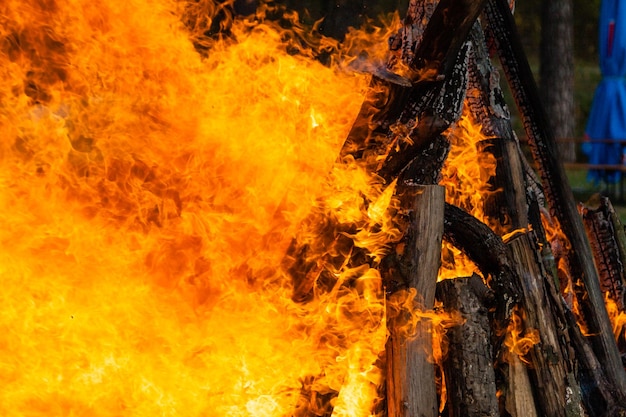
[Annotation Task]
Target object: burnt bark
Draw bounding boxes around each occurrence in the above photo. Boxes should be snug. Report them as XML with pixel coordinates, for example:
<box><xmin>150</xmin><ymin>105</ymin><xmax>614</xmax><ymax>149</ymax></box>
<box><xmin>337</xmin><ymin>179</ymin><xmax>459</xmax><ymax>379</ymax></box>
<box><xmin>483</xmin><ymin>0</ymin><xmax>626</xmax><ymax>395</ymax></box>
<box><xmin>437</xmin><ymin>275</ymin><xmax>500</xmax><ymax>417</ymax></box>
<box><xmin>341</xmin><ymin>0</ymin><xmax>486</xmax><ymax>182</ymax></box>
<box><xmin>443</xmin><ymin>202</ymin><xmax>520</xmax><ymax>323</ymax></box>
<box><xmin>580</xmin><ymin>197</ymin><xmax>626</xmax><ymax>311</ymax></box>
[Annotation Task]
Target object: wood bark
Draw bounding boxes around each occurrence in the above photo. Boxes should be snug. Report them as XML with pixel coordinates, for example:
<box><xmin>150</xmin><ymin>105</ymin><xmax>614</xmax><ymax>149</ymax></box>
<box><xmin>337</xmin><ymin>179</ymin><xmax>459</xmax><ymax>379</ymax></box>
<box><xmin>580</xmin><ymin>196</ymin><xmax>626</xmax><ymax>311</ymax></box>
<box><xmin>385</xmin><ymin>184</ymin><xmax>445</xmax><ymax>417</ymax></box>
<box><xmin>442</xmin><ymin>202</ymin><xmax>520</xmax><ymax>323</ymax></box>
<box><xmin>507</xmin><ymin>231</ymin><xmax>585</xmax><ymax>417</ymax></box>
<box><xmin>436</xmin><ymin>275</ymin><xmax>500</xmax><ymax>417</ymax></box>
<box><xmin>483</xmin><ymin>0</ymin><xmax>626</xmax><ymax>395</ymax></box>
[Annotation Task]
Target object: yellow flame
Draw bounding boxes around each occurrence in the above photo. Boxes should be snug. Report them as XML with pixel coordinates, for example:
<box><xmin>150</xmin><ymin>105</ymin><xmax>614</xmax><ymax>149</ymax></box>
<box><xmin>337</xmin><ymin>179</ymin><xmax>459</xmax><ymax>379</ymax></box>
<box><xmin>605</xmin><ymin>292</ymin><xmax>626</xmax><ymax>342</ymax></box>
<box><xmin>438</xmin><ymin>108</ymin><xmax>497</xmax><ymax>280</ymax></box>
<box><xmin>503</xmin><ymin>307</ymin><xmax>540</xmax><ymax>364</ymax></box>
<box><xmin>0</xmin><ymin>1</ymin><xmax>409</xmax><ymax>415</ymax></box>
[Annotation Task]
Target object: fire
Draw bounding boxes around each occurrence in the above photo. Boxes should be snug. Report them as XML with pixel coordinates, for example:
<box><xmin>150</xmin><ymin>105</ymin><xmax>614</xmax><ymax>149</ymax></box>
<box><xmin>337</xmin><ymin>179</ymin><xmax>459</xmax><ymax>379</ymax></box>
<box><xmin>605</xmin><ymin>292</ymin><xmax>626</xmax><ymax>346</ymax></box>
<box><xmin>503</xmin><ymin>306</ymin><xmax>540</xmax><ymax>365</ymax></box>
<box><xmin>0</xmin><ymin>1</ymin><xmax>408</xmax><ymax>415</ymax></box>
<box><xmin>438</xmin><ymin>108</ymin><xmax>497</xmax><ymax>280</ymax></box>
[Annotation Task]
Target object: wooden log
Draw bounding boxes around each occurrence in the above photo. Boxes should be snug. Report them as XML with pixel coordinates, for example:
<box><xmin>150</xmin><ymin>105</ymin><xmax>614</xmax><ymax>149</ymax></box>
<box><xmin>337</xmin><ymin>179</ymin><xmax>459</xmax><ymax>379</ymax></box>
<box><xmin>501</xmin><ymin>355</ymin><xmax>539</xmax><ymax>417</ymax></box>
<box><xmin>407</xmin><ymin>0</ymin><xmax>488</xmax><ymax>80</ymax></box>
<box><xmin>442</xmin><ymin>203</ymin><xmax>520</xmax><ymax>323</ymax></box>
<box><xmin>483</xmin><ymin>0</ymin><xmax>626</xmax><ymax>395</ymax></box>
<box><xmin>580</xmin><ymin>196</ymin><xmax>626</xmax><ymax>311</ymax></box>
<box><xmin>464</xmin><ymin>21</ymin><xmax>528</xmax><ymax>234</ymax></box>
<box><xmin>507</xmin><ymin>231</ymin><xmax>585</xmax><ymax>417</ymax></box>
<box><xmin>436</xmin><ymin>275</ymin><xmax>500</xmax><ymax>417</ymax></box>
<box><xmin>477</xmin><ymin>137</ymin><xmax>528</xmax><ymax>234</ymax></box>
<box><xmin>562</xmin><ymin>304</ymin><xmax>626</xmax><ymax>417</ymax></box>
<box><xmin>341</xmin><ymin>0</ymin><xmax>487</xmax><ymax>182</ymax></box>
<box><xmin>385</xmin><ymin>184</ymin><xmax>445</xmax><ymax>417</ymax></box>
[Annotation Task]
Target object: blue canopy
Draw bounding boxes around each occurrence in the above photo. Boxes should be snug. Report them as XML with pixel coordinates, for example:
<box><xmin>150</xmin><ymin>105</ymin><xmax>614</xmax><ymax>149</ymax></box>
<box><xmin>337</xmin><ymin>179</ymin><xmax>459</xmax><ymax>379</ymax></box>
<box><xmin>584</xmin><ymin>0</ymin><xmax>626</xmax><ymax>183</ymax></box>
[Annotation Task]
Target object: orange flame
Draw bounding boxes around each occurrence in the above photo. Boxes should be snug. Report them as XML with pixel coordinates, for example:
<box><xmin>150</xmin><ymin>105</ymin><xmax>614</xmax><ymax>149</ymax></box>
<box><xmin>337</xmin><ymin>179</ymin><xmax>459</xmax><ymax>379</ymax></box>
<box><xmin>605</xmin><ymin>292</ymin><xmax>626</xmax><ymax>344</ymax></box>
<box><xmin>503</xmin><ymin>307</ymin><xmax>540</xmax><ymax>364</ymax></box>
<box><xmin>0</xmin><ymin>1</ymin><xmax>411</xmax><ymax>415</ymax></box>
<box><xmin>438</xmin><ymin>108</ymin><xmax>497</xmax><ymax>280</ymax></box>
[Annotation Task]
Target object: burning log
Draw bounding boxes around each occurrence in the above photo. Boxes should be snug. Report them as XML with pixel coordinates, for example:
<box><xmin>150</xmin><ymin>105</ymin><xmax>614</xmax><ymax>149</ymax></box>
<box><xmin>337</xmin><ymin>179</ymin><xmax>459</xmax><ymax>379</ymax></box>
<box><xmin>340</xmin><ymin>0</ymin><xmax>486</xmax><ymax>182</ymax></box>
<box><xmin>436</xmin><ymin>275</ymin><xmax>500</xmax><ymax>417</ymax></box>
<box><xmin>580</xmin><ymin>196</ymin><xmax>626</xmax><ymax>312</ymax></box>
<box><xmin>580</xmin><ymin>196</ymin><xmax>626</xmax><ymax>369</ymax></box>
<box><xmin>506</xmin><ymin>231</ymin><xmax>585</xmax><ymax>417</ymax></box>
<box><xmin>442</xmin><ymin>202</ymin><xmax>520</xmax><ymax>322</ymax></box>
<box><xmin>483</xmin><ymin>0</ymin><xmax>626</xmax><ymax>395</ymax></box>
<box><xmin>385</xmin><ymin>184</ymin><xmax>445</xmax><ymax>417</ymax></box>
<box><xmin>463</xmin><ymin>19</ymin><xmax>529</xmax><ymax>234</ymax></box>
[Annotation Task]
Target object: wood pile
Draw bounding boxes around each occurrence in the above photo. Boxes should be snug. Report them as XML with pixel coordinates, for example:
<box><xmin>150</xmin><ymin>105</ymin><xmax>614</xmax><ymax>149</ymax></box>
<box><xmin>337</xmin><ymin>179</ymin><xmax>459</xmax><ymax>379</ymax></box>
<box><xmin>289</xmin><ymin>0</ymin><xmax>626</xmax><ymax>415</ymax></box>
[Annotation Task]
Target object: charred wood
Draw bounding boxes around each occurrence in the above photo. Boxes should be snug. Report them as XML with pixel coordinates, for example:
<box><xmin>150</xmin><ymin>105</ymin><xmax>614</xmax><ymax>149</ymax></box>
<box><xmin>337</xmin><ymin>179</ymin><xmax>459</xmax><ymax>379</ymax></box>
<box><xmin>443</xmin><ymin>202</ymin><xmax>520</xmax><ymax>324</ymax></box>
<box><xmin>483</xmin><ymin>0</ymin><xmax>626</xmax><ymax>395</ymax></box>
<box><xmin>562</xmin><ymin>305</ymin><xmax>626</xmax><ymax>417</ymax></box>
<box><xmin>580</xmin><ymin>196</ymin><xmax>626</xmax><ymax>312</ymax></box>
<box><xmin>463</xmin><ymin>21</ymin><xmax>529</xmax><ymax>234</ymax></box>
<box><xmin>341</xmin><ymin>0</ymin><xmax>487</xmax><ymax>182</ymax></box>
<box><xmin>507</xmin><ymin>231</ymin><xmax>585</xmax><ymax>417</ymax></box>
<box><xmin>436</xmin><ymin>275</ymin><xmax>500</xmax><ymax>417</ymax></box>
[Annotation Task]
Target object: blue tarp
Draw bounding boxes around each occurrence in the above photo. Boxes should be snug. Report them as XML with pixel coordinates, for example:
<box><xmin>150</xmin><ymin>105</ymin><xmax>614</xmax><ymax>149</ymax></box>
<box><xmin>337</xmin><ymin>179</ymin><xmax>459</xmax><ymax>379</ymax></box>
<box><xmin>584</xmin><ymin>0</ymin><xmax>626</xmax><ymax>183</ymax></box>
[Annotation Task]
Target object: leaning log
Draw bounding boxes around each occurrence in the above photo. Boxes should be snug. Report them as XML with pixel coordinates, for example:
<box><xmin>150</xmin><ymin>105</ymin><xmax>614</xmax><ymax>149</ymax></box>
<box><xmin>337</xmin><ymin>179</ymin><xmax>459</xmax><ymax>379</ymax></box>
<box><xmin>341</xmin><ymin>0</ymin><xmax>486</xmax><ymax>182</ymax></box>
<box><xmin>483</xmin><ymin>0</ymin><xmax>626</xmax><ymax>395</ymax></box>
<box><xmin>436</xmin><ymin>275</ymin><xmax>500</xmax><ymax>417</ymax></box>
<box><xmin>286</xmin><ymin>0</ymin><xmax>482</xmax><ymax>302</ymax></box>
<box><xmin>507</xmin><ymin>231</ymin><xmax>585</xmax><ymax>417</ymax></box>
<box><xmin>580</xmin><ymin>196</ymin><xmax>626</xmax><ymax>311</ymax></box>
<box><xmin>385</xmin><ymin>184</ymin><xmax>445</xmax><ymax>417</ymax></box>
<box><xmin>463</xmin><ymin>19</ymin><xmax>529</xmax><ymax>235</ymax></box>
<box><xmin>562</xmin><ymin>304</ymin><xmax>626</xmax><ymax>417</ymax></box>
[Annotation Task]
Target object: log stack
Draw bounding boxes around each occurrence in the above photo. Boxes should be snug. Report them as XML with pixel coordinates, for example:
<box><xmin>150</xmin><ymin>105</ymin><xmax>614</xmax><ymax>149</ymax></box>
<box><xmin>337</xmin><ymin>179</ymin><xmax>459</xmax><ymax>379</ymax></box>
<box><xmin>342</xmin><ymin>0</ymin><xmax>626</xmax><ymax>417</ymax></box>
<box><xmin>287</xmin><ymin>0</ymin><xmax>626</xmax><ymax>415</ymax></box>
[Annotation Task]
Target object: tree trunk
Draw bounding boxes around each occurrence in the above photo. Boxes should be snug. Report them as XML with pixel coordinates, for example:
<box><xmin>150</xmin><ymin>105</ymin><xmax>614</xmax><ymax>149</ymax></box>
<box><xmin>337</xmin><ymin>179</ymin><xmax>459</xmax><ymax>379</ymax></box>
<box><xmin>540</xmin><ymin>0</ymin><xmax>575</xmax><ymax>162</ymax></box>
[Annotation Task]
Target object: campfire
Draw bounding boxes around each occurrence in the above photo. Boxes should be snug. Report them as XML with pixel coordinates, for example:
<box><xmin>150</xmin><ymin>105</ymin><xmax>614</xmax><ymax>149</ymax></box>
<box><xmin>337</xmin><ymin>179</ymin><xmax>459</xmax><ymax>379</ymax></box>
<box><xmin>2</xmin><ymin>0</ymin><xmax>626</xmax><ymax>416</ymax></box>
